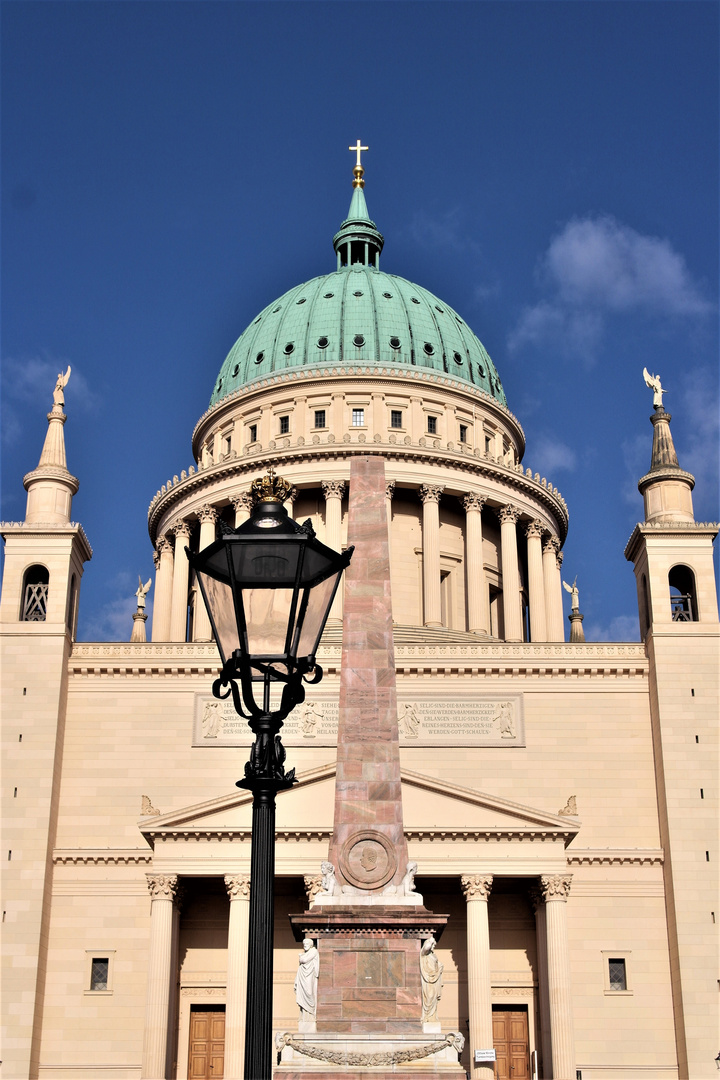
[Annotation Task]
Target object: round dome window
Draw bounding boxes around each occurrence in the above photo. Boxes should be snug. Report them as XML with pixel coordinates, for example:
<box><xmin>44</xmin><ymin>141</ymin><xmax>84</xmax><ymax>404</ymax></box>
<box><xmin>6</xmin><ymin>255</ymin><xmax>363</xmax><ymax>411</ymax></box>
<box><xmin>353</xmin><ymin>334</ymin><xmax>365</xmax><ymax>347</ymax></box>
<box><xmin>435</xmin><ymin>305</ymin><xmax>444</xmax><ymax>313</ymax></box>
<box><xmin>216</xmin><ymin>380</ymin><xmax>222</xmax><ymax>392</ymax></box>
<box><xmin>478</xmin><ymin>364</ymin><xmax>485</xmax><ymax>377</ymax></box>
<box><xmin>324</xmin><ymin>292</ymin><xmax>334</xmax><ymax>299</ymax></box>
<box><xmin>453</xmin><ymin>352</ymin><xmax>463</xmax><ymax>365</ymax></box>
<box><xmin>284</xmin><ymin>342</ymin><xmax>295</xmax><ymax>355</ymax></box>
<box><xmin>383</xmin><ymin>292</ymin><xmax>393</xmax><ymax>299</ymax></box>
<box><xmin>232</xmin><ymin>364</ymin><xmax>240</xmax><ymax>376</ymax></box>
<box><xmin>272</xmin><ymin>306</ymin><xmax>281</xmax><ymax>313</ymax></box>
<box><xmin>423</xmin><ymin>342</ymin><xmax>435</xmax><ymax>356</ymax></box>
<box><xmin>389</xmin><ymin>337</ymin><xmax>401</xmax><ymax>349</ymax></box>
<box><xmin>317</xmin><ymin>336</ymin><xmax>329</xmax><ymax>349</ymax></box>
<box><xmin>296</xmin><ymin>297</ymin><xmax>306</xmax><ymax>305</ymax></box>
<box><xmin>411</xmin><ymin>297</ymin><xmax>420</xmax><ymax>304</ymax></box>
<box><xmin>255</xmin><ymin>351</ymin><xmax>264</xmax><ymax>364</ymax></box>
<box><xmin>353</xmin><ymin>291</ymin><xmax>363</xmax><ymax>297</ymax></box>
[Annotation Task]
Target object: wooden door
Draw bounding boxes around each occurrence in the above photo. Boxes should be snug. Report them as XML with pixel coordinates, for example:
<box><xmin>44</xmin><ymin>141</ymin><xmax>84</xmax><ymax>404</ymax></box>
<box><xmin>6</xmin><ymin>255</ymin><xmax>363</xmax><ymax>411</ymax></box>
<box><xmin>188</xmin><ymin>1007</ymin><xmax>225</xmax><ymax>1079</ymax></box>
<box><xmin>493</xmin><ymin>1007</ymin><xmax>530</xmax><ymax>1080</ymax></box>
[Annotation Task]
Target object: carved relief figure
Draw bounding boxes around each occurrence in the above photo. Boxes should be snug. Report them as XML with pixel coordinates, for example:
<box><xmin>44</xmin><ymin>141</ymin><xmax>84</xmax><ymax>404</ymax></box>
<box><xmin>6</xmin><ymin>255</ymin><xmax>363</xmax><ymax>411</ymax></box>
<box><xmin>383</xmin><ymin>860</ymin><xmax>420</xmax><ymax>898</ymax></box>
<box><xmin>398</xmin><ymin>703</ymin><xmax>421</xmax><ymax>738</ymax></box>
<box><xmin>493</xmin><ymin>701</ymin><xmax>515</xmax><ymax>738</ymax></box>
<box><xmin>294</xmin><ymin>938</ymin><xmax>320</xmax><ymax>1020</ymax></box>
<box><xmin>53</xmin><ymin>366</ymin><xmax>71</xmax><ymax>407</ymax></box>
<box><xmin>301</xmin><ymin>702</ymin><xmax>323</xmax><ymax>737</ymax></box>
<box><xmin>201</xmin><ymin>700</ymin><xmax>224</xmax><ymax>739</ymax></box>
<box><xmin>420</xmin><ymin>937</ymin><xmax>443</xmax><ymax>1023</ymax></box>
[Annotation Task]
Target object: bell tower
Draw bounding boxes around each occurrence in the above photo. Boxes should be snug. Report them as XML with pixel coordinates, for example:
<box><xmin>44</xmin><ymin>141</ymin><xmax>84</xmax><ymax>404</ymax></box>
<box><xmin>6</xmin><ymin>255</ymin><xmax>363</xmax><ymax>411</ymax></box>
<box><xmin>0</xmin><ymin>370</ymin><xmax>92</xmax><ymax>1080</ymax></box>
<box><xmin>625</xmin><ymin>371</ymin><xmax>718</xmax><ymax>1080</ymax></box>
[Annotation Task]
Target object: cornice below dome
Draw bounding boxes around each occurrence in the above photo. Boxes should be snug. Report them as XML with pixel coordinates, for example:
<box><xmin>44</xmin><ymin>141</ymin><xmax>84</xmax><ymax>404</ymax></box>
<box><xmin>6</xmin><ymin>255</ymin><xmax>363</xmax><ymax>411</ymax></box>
<box><xmin>210</xmin><ymin>266</ymin><xmax>506</xmax><ymax>410</ymax></box>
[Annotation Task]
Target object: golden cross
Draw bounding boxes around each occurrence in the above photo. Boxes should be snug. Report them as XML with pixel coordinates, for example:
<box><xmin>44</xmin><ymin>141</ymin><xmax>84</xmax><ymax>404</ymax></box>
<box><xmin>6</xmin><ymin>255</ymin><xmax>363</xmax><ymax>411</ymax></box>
<box><xmin>349</xmin><ymin>140</ymin><xmax>369</xmax><ymax>169</ymax></box>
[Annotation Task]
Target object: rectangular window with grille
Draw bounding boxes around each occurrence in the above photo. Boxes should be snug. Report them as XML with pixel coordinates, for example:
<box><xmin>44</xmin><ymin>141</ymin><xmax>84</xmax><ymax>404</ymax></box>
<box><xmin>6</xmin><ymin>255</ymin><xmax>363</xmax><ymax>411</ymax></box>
<box><xmin>90</xmin><ymin>958</ymin><xmax>109</xmax><ymax>991</ymax></box>
<box><xmin>352</xmin><ymin>408</ymin><xmax>365</xmax><ymax>427</ymax></box>
<box><xmin>279</xmin><ymin>415</ymin><xmax>290</xmax><ymax>435</ymax></box>
<box><xmin>390</xmin><ymin>409</ymin><xmax>403</xmax><ymax>429</ymax></box>
<box><xmin>608</xmin><ymin>958</ymin><xmax>627</xmax><ymax>991</ymax></box>
<box><xmin>459</xmin><ymin>424</ymin><xmax>468</xmax><ymax>443</ymax></box>
<box><xmin>427</xmin><ymin>416</ymin><xmax>437</xmax><ymax>435</ymax></box>
<box><xmin>23</xmin><ymin>583</ymin><xmax>49</xmax><ymax>622</ymax></box>
<box><xmin>314</xmin><ymin>409</ymin><xmax>326</xmax><ymax>429</ymax></box>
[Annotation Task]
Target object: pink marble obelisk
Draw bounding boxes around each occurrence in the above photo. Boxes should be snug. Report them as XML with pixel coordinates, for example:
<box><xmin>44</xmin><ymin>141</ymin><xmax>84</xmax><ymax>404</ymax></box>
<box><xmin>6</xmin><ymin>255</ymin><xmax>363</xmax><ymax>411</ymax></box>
<box><xmin>327</xmin><ymin>455</ymin><xmax>408</xmax><ymax>892</ymax></box>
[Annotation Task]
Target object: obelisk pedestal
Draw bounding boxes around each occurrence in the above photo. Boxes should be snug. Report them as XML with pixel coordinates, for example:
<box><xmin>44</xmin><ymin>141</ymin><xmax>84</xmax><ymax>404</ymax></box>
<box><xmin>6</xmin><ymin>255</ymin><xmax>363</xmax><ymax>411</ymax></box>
<box><xmin>279</xmin><ymin>457</ymin><xmax>464</xmax><ymax>1078</ymax></box>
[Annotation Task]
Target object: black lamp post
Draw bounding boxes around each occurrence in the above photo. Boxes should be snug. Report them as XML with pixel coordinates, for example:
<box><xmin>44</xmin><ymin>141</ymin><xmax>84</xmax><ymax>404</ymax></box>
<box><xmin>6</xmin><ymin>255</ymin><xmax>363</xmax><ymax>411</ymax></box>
<box><xmin>187</xmin><ymin>470</ymin><xmax>352</xmax><ymax>1080</ymax></box>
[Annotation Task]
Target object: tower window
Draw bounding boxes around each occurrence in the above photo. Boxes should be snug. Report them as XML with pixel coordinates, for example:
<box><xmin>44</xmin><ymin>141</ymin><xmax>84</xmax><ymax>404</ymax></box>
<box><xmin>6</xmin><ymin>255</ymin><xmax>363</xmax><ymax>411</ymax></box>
<box><xmin>608</xmin><ymin>959</ymin><xmax>627</xmax><ymax>991</ymax></box>
<box><xmin>314</xmin><ymin>410</ymin><xmax>326</xmax><ymax>430</ymax></box>
<box><xmin>352</xmin><ymin>409</ymin><xmax>365</xmax><ymax>428</ymax></box>
<box><xmin>390</xmin><ymin>410</ymin><xmax>403</xmax><ymax>429</ymax></box>
<box><xmin>90</xmin><ymin>958</ymin><xmax>109</xmax><ymax>991</ymax></box>
<box><xmin>21</xmin><ymin>565</ymin><xmax>49</xmax><ymax>622</ymax></box>
<box><xmin>248</xmin><ymin>424</ymin><xmax>257</xmax><ymax>443</ymax></box>
<box><xmin>459</xmin><ymin>424</ymin><xmax>468</xmax><ymax>443</ymax></box>
<box><xmin>279</xmin><ymin>416</ymin><xmax>290</xmax><ymax>435</ymax></box>
<box><xmin>669</xmin><ymin>565</ymin><xmax>697</xmax><ymax>621</ymax></box>
<box><xmin>427</xmin><ymin>416</ymin><xmax>437</xmax><ymax>435</ymax></box>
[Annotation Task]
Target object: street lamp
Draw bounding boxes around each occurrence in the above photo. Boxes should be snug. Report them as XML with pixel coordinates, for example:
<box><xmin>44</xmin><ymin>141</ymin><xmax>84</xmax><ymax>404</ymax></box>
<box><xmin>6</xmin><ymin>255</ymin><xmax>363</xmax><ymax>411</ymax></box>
<box><xmin>187</xmin><ymin>469</ymin><xmax>352</xmax><ymax>1080</ymax></box>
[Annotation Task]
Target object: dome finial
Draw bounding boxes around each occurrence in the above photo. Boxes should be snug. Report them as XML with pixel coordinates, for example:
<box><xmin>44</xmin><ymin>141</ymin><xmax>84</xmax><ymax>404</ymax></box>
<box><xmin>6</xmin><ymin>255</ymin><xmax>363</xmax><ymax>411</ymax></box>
<box><xmin>349</xmin><ymin>139</ymin><xmax>368</xmax><ymax>189</ymax></box>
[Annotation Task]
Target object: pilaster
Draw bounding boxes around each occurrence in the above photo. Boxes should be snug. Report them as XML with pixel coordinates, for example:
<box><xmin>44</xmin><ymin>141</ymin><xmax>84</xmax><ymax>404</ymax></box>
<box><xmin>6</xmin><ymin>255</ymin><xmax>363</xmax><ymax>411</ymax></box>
<box><xmin>419</xmin><ymin>485</ymin><xmax>444</xmax><ymax>628</ymax></box>
<box><xmin>169</xmin><ymin>521</ymin><xmax>191</xmax><ymax>642</ymax></box>
<box><xmin>463</xmin><ymin>494</ymin><xmax>489</xmax><ymax>635</ymax></box>
<box><xmin>461</xmin><ymin>875</ymin><xmax>494</xmax><ymax>1080</ymax></box>
<box><xmin>498</xmin><ymin>505</ymin><xmax>522</xmax><ymax>642</ymax></box>
<box><xmin>141</xmin><ymin>874</ymin><xmax>181</xmax><ymax>1079</ymax></box>
<box><xmin>540</xmin><ymin>873</ymin><xmax>575</xmax><ymax>1080</ymax></box>
<box><xmin>225</xmin><ymin>874</ymin><xmax>251</xmax><ymax>1080</ymax></box>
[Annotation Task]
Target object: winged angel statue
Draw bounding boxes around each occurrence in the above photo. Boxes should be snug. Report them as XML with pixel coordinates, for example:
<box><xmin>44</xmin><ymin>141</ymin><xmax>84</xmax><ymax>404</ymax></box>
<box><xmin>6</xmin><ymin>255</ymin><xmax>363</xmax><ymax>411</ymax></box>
<box><xmin>643</xmin><ymin>367</ymin><xmax>666</xmax><ymax>409</ymax></box>
<box><xmin>52</xmin><ymin>366</ymin><xmax>71</xmax><ymax>407</ymax></box>
<box><xmin>563</xmin><ymin>577</ymin><xmax>580</xmax><ymax>613</ymax></box>
<box><xmin>135</xmin><ymin>576</ymin><xmax>153</xmax><ymax>610</ymax></box>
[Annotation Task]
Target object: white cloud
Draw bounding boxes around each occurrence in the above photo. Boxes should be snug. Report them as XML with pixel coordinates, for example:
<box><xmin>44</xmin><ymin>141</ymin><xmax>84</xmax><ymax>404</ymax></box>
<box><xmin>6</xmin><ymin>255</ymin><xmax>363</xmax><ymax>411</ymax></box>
<box><xmin>508</xmin><ymin>216</ymin><xmax>712</xmax><ymax>361</ymax></box>
<box><xmin>584</xmin><ymin>613</ymin><xmax>640</xmax><ymax>642</ymax></box>
<box><xmin>528</xmin><ymin>434</ymin><xmax>577</xmax><ymax>477</ymax></box>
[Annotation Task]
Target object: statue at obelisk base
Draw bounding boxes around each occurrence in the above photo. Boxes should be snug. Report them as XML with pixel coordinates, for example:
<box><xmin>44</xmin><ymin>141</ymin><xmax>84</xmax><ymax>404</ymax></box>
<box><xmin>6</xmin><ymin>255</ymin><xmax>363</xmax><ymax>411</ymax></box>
<box><xmin>280</xmin><ymin>456</ymin><xmax>464</xmax><ymax>1078</ymax></box>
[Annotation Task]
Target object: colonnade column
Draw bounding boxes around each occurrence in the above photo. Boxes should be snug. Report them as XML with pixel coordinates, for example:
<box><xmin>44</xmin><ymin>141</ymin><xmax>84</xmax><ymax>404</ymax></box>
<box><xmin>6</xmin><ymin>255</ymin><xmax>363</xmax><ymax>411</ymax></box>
<box><xmin>286</xmin><ymin>487</ymin><xmax>297</xmax><ymax>520</ymax></box>
<box><xmin>540</xmin><ymin>874</ymin><xmax>575</xmax><ymax>1080</ymax></box>
<box><xmin>498</xmin><ymin>505</ymin><xmax>523</xmax><ymax>642</ymax></box>
<box><xmin>525</xmin><ymin>520</ymin><xmax>547</xmax><ymax>642</ymax></box>
<box><xmin>224</xmin><ymin>875</ymin><xmax>251</xmax><ymax>1080</ymax></box>
<box><xmin>141</xmin><ymin>874</ymin><xmax>180</xmax><ymax>1079</ymax></box>
<box><xmin>529</xmin><ymin>886</ymin><xmax>552</xmax><ymax>1078</ymax></box>
<box><xmin>463</xmin><ymin>494</ymin><xmax>489</xmax><ymax>635</ymax></box>
<box><xmin>152</xmin><ymin>536</ymin><xmax>174</xmax><ymax>641</ymax></box>
<box><xmin>322</xmin><ymin>480</ymin><xmax>345</xmax><ymax>624</ymax></box>
<box><xmin>231</xmin><ymin>491</ymin><xmax>254</xmax><ymax>528</ymax></box>
<box><xmin>542</xmin><ymin>536</ymin><xmax>563</xmax><ymax>642</ymax></box>
<box><xmin>169</xmin><ymin>522</ymin><xmax>192</xmax><ymax>642</ymax></box>
<box><xmin>419</xmin><ymin>485</ymin><xmax>444</xmax><ymax>627</ymax></box>
<box><xmin>554</xmin><ymin>550</ymin><xmax>565</xmax><ymax>642</ymax></box>
<box><xmin>461</xmin><ymin>875</ymin><xmax>494</xmax><ymax>1080</ymax></box>
<box><xmin>192</xmin><ymin>506</ymin><xmax>218</xmax><ymax>642</ymax></box>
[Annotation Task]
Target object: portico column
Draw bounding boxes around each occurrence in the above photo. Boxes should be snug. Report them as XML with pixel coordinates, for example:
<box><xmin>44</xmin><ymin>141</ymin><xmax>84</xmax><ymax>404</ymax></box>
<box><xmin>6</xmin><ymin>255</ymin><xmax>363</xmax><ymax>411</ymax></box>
<box><xmin>419</xmin><ymin>485</ymin><xmax>444</xmax><ymax>627</ymax></box>
<box><xmin>152</xmin><ymin>536</ymin><xmax>174</xmax><ymax>641</ymax></box>
<box><xmin>554</xmin><ymin>550</ymin><xmax>565</xmax><ymax>642</ymax></box>
<box><xmin>224</xmin><ymin>875</ymin><xmax>251</xmax><ymax>1080</ymax></box>
<box><xmin>322</xmin><ymin>480</ymin><xmax>346</xmax><ymax>624</ymax></box>
<box><xmin>286</xmin><ymin>487</ymin><xmax>298</xmax><ymax>520</ymax></box>
<box><xmin>543</xmin><ymin>536</ymin><xmax>563</xmax><ymax>642</ymax></box>
<box><xmin>141</xmin><ymin>874</ymin><xmax>180</xmax><ymax>1079</ymax></box>
<box><xmin>462</xmin><ymin>494</ymin><xmax>489</xmax><ymax>635</ymax></box>
<box><xmin>540</xmin><ymin>874</ymin><xmax>575</xmax><ymax>1080</ymax></box>
<box><xmin>231</xmin><ymin>491</ymin><xmax>254</xmax><ymax>528</ymax></box>
<box><xmin>529</xmin><ymin>886</ymin><xmax>552</xmax><ymax>1078</ymax></box>
<box><xmin>193</xmin><ymin>506</ymin><xmax>218</xmax><ymax>642</ymax></box>
<box><xmin>461</xmin><ymin>875</ymin><xmax>494</xmax><ymax>1080</ymax></box>
<box><xmin>169</xmin><ymin>521</ymin><xmax>192</xmax><ymax>642</ymax></box>
<box><xmin>525</xmin><ymin>520</ymin><xmax>547</xmax><ymax>642</ymax></box>
<box><xmin>498</xmin><ymin>505</ymin><xmax>523</xmax><ymax>641</ymax></box>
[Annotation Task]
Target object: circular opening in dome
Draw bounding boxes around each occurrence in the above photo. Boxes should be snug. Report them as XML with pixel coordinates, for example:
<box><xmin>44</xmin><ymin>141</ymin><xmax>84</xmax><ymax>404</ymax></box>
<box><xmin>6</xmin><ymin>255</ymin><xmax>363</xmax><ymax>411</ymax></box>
<box><xmin>353</xmin><ymin>291</ymin><xmax>363</xmax><ymax>297</ymax></box>
<box><xmin>232</xmin><ymin>364</ymin><xmax>240</xmax><ymax>376</ymax></box>
<box><xmin>411</xmin><ymin>297</ymin><xmax>420</xmax><ymax>304</ymax></box>
<box><xmin>317</xmin><ymin>336</ymin><xmax>329</xmax><ymax>349</ymax></box>
<box><xmin>284</xmin><ymin>342</ymin><xmax>295</xmax><ymax>355</ymax></box>
<box><xmin>389</xmin><ymin>337</ymin><xmax>401</xmax><ymax>349</ymax></box>
<box><xmin>423</xmin><ymin>343</ymin><xmax>435</xmax><ymax>356</ymax></box>
<box><xmin>216</xmin><ymin>379</ymin><xmax>223</xmax><ymax>391</ymax></box>
<box><xmin>453</xmin><ymin>352</ymin><xmax>463</xmax><ymax>365</ymax></box>
<box><xmin>383</xmin><ymin>292</ymin><xmax>393</xmax><ymax>298</ymax></box>
<box><xmin>435</xmin><ymin>305</ymin><xmax>444</xmax><ymax>313</ymax></box>
<box><xmin>272</xmin><ymin>307</ymin><xmax>281</xmax><ymax>313</ymax></box>
<box><xmin>296</xmin><ymin>297</ymin><xmax>306</xmax><ymax>305</ymax></box>
<box><xmin>353</xmin><ymin>334</ymin><xmax>365</xmax><ymax>347</ymax></box>
<box><xmin>478</xmin><ymin>363</ymin><xmax>485</xmax><ymax>377</ymax></box>
<box><xmin>324</xmin><ymin>292</ymin><xmax>334</xmax><ymax>299</ymax></box>
<box><xmin>455</xmin><ymin>316</ymin><xmax>463</xmax><ymax>325</ymax></box>
<box><xmin>255</xmin><ymin>351</ymin><xmax>264</xmax><ymax>364</ymax></box>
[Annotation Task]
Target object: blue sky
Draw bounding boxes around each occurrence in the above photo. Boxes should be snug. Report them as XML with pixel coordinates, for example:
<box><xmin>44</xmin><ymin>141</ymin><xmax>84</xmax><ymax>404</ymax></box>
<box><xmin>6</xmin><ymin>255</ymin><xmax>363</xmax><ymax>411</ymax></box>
<box><xmin>2</xmin><ymin>1</ymin><xmax>718</xmax><ymax>642</ymax></box>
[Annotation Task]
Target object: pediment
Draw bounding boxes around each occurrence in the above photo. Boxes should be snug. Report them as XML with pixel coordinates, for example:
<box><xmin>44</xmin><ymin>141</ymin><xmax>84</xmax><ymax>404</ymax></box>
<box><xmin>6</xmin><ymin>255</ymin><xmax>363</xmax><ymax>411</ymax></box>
<box><xmin>139</xmin><ymin>763</ymin><xmax>579</xmax><ymax>844</ymax></box>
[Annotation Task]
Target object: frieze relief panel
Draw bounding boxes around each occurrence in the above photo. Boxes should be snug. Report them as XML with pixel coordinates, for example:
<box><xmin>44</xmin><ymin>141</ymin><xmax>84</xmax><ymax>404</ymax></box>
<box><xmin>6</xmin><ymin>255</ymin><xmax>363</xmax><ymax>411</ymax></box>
<box><xmin>192</xmin><ymin>694</ymin><xmax>525</xmax><ymax>747</ymax></box>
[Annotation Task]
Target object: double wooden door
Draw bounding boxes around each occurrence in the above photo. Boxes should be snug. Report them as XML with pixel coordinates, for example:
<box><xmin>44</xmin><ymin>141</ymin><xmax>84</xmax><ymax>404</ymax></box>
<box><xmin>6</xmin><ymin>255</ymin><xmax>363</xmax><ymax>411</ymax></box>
<box><xmin>188</xmin><ymin>1007</ymin><xmax>225</xmax><ymax>1079</ymax></box>
<box><xmin>493</xmin><ymin>1007</ymin><xmax>530</xmax><ymax>1080</ymax></box>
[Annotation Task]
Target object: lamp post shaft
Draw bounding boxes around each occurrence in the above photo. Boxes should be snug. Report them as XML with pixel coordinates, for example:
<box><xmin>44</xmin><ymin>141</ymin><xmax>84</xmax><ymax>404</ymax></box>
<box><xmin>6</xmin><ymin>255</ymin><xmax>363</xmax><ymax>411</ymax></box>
<box><xmin>243</xmin><ymin>782</ymin><xmax>278</xmax><ymax>1080</ymax></box>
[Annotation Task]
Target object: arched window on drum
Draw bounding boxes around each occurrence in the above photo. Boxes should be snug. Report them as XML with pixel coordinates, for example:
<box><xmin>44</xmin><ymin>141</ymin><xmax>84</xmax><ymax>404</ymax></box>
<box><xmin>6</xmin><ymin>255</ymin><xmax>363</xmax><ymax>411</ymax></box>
<box><xmin>668</xmin><ymin>565</ymin><xmax>698</xmax><ymax>622</ymax></box>
<box><xmin>21</xmin><ymin>565</ymin><xmax>49</xmax><ymax>622</ymax></box>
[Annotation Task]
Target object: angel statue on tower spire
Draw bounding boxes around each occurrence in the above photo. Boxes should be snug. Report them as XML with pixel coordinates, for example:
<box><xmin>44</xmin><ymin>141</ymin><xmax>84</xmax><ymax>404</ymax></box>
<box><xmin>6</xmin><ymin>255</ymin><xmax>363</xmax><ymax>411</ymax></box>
<box><xmin>643</xmin><ymin>367</ymin><xmax>666</xmax><ymax>410</ymax></box>
<box><xmin>52</xmin><ymin>366</ymin><xmax>71</xmax><ymax>409</ymax></box>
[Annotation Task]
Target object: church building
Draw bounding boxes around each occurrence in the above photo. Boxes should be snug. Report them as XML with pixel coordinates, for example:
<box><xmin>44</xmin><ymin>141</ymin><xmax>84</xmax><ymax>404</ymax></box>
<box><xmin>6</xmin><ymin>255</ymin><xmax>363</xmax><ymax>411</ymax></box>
<box><xmin>2</xmin><ymin>152</ymin><xmax>718</xmax><ymax>1080</ymax></box>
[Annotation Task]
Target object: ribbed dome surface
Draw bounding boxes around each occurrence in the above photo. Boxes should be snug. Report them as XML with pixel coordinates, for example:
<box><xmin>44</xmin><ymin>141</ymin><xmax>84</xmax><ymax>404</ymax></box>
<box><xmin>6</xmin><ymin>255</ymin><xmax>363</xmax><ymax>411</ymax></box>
<box><xmin>209</xmin><ymin>265</ymin><xmax>506</xmax><ymax>408</ymax></box>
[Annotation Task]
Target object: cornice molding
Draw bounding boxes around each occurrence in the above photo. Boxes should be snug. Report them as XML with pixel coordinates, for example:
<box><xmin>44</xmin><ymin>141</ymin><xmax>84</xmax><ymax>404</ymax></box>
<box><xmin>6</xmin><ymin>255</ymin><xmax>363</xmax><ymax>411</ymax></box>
<box><xmin>53</xmin><ymin>848</ymin><xmax>153</xmax><ymax>865</ymax></box>
<box><xmin>566</xmin><ymin>848</ymin><xmax>664</xmax><ymax>866</ymax></box>
<box><xmin>0</xmin><ymin>520</ymin><xmax>93</xmax><ymax>558</ymax></box>
<box><xmin>624</xmin><ymin>520</ymin><xmax>720</xmax><ymax>560</ymax></box>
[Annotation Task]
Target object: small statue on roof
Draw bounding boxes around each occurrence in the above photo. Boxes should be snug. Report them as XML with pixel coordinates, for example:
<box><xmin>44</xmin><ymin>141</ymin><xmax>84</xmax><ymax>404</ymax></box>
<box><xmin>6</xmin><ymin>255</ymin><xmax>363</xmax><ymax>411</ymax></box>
<box><xmin>643</xmin><ymin>367</ymin><xmax>666</xmax><ymax>409</ymax></box>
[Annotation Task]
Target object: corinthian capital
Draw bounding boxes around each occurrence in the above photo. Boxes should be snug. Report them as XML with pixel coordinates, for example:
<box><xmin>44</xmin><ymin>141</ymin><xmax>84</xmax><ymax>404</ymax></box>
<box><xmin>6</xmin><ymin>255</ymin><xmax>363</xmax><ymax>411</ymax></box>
<box><xmin>385</xmin><ymin>481</ymin><xmax>396</xmax><ymax>501</ymax></box>
<box><xmin>461</xmin><ymin>874</ymin><xmax>493</xmax><ymax>901</ymax></box>
<box><xmin>540</xmin><ymin>873</ymin><xmax>572</xmax><ymax>901</ymax></box>
<box><xmin>525</xmin><ymin>519</ymin><xmax>545</xmax><ymax>540</ymax></box>
<box><xmin>146</xmin><ymin>873</ymin><xmax>180</xmax><ymax>901</ymax></box>
<box><xmin>197</xmin><ymin>504</ymin><xmax>219</xmax><ymax>525</ymax></box>
<box><xmin>462</xmin><ymin>493</ymin><xmax>485</xmax><ymax>514</ymax></box>
<box><xmin>225</xmin><ymin>874</ymin><xmax>251</xmax><ymax>900</ymax></box>
<box><xmin>156</xmin><ymin>535</ymin><xmax>172</xmax><ymax>556</ymax></box>
<box><xmin>542</xmin><ymin>534</ymin><xmax>560</xmax><ymax>556</ymax></box>
<box><xmin>231</xmin><ymin>491</ymin><xmax>254</xmax><ymax>514</ymax></box>
<box><xmin>419</xmin><ymin>484</ymin><xmax>444</xmax><ymax>505</ymax></box>
<box><xmin>556</xmin><ymin>550</ymin><xmax>564</xmax><ymax>570</ymax></box>
<box><xmin>497</xmin><ymin>504</ymin><xmax>520</xmax><ymax>526</ymax></box>
<box><xmin>322</xmin><ymin>480</ymin><xmax>346</xmax><ymax>501</ymax></box>
<box><xmin>171</xmin><ymin>520</ymin><xmax>191</xmax><ymax>541</ymax></box>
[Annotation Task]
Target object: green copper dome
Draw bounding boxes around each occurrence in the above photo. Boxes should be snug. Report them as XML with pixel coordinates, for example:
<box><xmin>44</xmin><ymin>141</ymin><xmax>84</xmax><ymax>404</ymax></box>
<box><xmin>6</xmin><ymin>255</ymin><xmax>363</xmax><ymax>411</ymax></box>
<box><xmin>209</xmin><ymin>187</ymin><xmax>506</xmax><ymax>409</ymax></box>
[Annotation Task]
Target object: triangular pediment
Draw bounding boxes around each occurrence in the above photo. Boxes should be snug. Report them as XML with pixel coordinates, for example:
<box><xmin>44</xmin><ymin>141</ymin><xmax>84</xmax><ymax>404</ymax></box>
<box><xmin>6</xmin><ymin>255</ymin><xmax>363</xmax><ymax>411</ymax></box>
<box><xmin>139</xmin><ymin>763</ymin><xmax>579</xmax><ymax>844</ymax></box>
